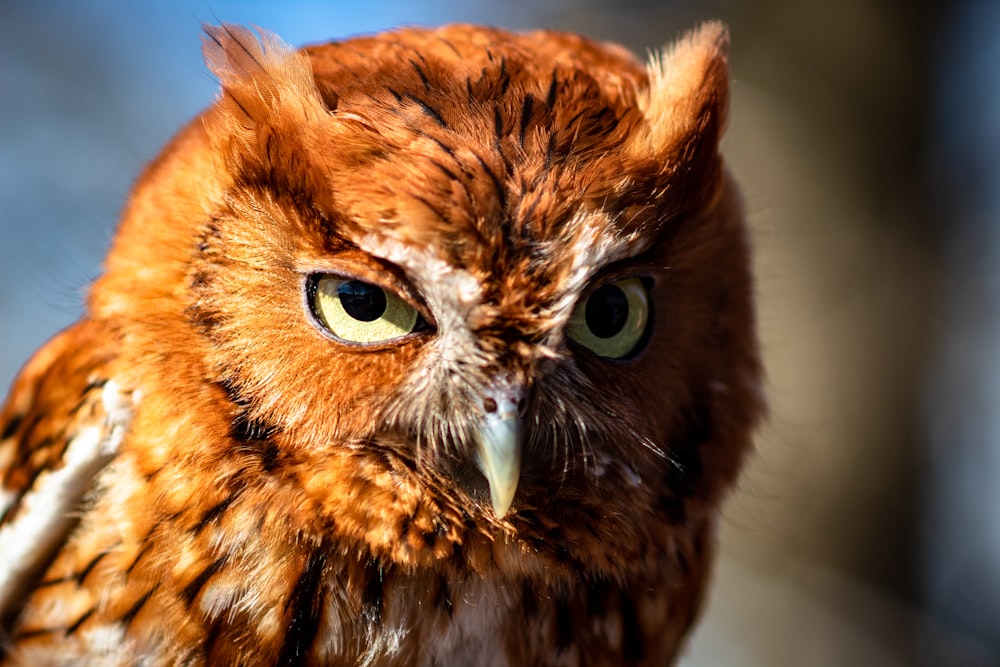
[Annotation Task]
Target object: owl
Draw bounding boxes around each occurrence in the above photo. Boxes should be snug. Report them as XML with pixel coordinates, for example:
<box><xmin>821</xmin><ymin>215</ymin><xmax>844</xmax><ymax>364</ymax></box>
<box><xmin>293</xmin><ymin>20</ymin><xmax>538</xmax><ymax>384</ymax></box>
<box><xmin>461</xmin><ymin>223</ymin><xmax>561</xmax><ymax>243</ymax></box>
<box><xmin>0</xmin><ymin>21</ymin><xmax>762</xmax><ymax>666</ymax></box>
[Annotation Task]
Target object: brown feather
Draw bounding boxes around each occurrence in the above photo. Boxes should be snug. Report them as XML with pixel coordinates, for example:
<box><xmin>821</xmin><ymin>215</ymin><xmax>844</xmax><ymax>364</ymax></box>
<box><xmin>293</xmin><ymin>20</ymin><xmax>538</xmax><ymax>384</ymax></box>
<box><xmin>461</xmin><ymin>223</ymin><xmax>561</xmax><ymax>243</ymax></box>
<box><xmin>1</xmin><ymin>22</ymin><xmax>762</xmax><ymax>665</ymax></box>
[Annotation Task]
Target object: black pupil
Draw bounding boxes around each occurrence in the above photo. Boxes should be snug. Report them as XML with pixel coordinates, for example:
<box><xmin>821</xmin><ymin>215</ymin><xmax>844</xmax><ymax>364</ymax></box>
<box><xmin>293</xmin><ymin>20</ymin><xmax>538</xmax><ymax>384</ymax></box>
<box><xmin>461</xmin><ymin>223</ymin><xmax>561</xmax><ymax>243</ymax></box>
<box><xmin>585</xmin><ymin>283</ymin><xmax>629</xmax><ymax>338</ymax></box>
<box><xmin>338</xmin><ymin>281</ymin><xmax>387</xmax><ymax>322</ymax></box>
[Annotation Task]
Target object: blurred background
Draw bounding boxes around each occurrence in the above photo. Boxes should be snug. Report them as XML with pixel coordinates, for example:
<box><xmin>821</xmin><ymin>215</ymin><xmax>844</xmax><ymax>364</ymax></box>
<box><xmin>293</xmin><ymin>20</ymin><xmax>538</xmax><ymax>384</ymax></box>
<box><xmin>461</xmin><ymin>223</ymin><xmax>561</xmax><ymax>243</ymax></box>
<box><xmin>2</xmin><ymin>1</ymin><xmax>998</xmax><ymax>664</ymax></box>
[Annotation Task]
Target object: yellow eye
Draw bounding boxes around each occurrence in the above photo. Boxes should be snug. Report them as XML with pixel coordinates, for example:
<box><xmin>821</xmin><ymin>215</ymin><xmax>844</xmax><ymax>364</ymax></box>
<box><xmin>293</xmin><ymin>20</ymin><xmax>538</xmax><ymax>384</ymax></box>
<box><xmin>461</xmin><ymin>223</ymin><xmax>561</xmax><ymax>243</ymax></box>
<box><xmin>566</xmin><ymin>277</ymin><xmax>649</xmax><ymax>359</ymax></box>
<box><xmin>310</xmin><ymin>275</ymin><xmax>423</xmax><ymax>345</ymax></box>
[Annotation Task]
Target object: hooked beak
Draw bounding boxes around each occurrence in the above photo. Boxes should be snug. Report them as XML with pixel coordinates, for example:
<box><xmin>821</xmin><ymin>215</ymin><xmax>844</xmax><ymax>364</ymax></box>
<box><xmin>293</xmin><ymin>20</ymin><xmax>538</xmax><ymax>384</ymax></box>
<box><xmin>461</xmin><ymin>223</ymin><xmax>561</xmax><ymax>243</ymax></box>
<box><xmin>474</xmin><ymin>385</ymin><xmax>526</xmax><ymax>518</ymax></box>
<box><xmin>475</xmin><ymin>411</ymin><xmax>522</xmax><ymax>518</ymax></box>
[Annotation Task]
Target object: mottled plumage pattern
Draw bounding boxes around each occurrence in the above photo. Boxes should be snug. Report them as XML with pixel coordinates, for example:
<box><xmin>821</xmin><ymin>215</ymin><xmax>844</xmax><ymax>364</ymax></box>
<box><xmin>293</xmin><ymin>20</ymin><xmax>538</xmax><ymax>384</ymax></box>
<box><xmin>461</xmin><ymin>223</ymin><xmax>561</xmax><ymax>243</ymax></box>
<box><xmin>0</xmin><ymin>22</ymin><xmax>762</xmax><ymax>665</ymax></box>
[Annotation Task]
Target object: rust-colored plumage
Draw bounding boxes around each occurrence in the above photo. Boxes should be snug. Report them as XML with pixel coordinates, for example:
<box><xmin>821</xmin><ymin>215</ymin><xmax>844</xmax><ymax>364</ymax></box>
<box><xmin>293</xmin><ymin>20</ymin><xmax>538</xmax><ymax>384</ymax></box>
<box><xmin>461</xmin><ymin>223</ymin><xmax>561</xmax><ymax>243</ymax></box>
<box><xmin>0</xmin><ymin>22</ymin><xmax>762</xmax><ymax>665</ymax></box>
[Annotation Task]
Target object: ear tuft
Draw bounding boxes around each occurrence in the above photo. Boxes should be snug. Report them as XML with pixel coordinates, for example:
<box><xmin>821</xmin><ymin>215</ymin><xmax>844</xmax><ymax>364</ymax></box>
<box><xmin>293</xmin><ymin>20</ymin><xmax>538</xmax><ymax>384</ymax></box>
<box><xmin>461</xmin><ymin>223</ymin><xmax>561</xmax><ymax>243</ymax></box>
<box><xmin>634</xmin><ymin>21</ymin><xmax>730</xmax><ymax>155</ymax></box>
<box><xmin>202</xmin><ymin>23</ymin><xmax>326</xmax><ymax>128</ymax></box>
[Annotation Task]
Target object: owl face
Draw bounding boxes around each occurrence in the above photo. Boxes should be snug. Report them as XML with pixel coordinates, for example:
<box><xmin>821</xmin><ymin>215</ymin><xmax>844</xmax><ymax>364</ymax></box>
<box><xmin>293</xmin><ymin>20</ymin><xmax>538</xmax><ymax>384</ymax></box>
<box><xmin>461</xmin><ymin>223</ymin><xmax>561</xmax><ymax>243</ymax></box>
<box><xmin>1</xmin><ymin>23</ymin><xmax>763</xmax><ymax>664</ymax></box>
<box><xmin>85</xmin><ymin>23</ymin><xmax>760</xmax><ymax>573</ymax></box>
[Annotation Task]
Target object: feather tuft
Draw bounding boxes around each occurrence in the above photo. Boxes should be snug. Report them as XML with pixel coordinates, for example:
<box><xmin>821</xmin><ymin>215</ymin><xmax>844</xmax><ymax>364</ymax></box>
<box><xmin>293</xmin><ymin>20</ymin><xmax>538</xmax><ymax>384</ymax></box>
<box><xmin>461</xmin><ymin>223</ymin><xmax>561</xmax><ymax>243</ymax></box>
<box><xmin>201</xmin><ymin>23</ymin><xmax>326</xmax><ymax>128</ymax></box>
<box><xmin>634</xmin><ymin>21</ymin><xmax>729</xmax><ymax>155</ymax></box>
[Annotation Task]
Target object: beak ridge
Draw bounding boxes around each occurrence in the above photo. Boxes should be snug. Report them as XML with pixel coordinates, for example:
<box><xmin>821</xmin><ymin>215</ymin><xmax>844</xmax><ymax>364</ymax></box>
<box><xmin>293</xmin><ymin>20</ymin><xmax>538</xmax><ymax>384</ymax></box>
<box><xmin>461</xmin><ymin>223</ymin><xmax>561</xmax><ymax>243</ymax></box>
<box><xmin>475</xmin><ymin>412</ymin><xmax>521</xmax><ymax>518</ymax></box>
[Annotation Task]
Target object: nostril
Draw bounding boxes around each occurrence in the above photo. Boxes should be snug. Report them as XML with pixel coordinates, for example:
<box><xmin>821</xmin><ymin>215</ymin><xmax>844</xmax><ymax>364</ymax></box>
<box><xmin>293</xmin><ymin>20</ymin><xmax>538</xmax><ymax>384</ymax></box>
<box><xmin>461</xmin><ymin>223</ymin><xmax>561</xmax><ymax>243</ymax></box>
<box><xmin>483</xmin><ymin>397</ymin><xmax>498</xmax><ymax>413</ymax></box>
<box><xmin>516</xmin><ymin>396</ymin><xmax>527</xmax><ymax>415</ymax></box>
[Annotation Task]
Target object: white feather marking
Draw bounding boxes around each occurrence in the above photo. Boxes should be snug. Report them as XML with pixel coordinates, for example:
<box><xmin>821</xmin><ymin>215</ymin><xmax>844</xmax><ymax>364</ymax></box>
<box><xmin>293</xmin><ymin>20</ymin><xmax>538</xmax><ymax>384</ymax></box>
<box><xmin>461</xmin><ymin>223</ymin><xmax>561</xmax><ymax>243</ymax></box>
<box><xmin>359</xmin><ymin>621</ymin><xmax>405</xmax><ymax>667</ymax></box>
<box><xmin>199</xmin><ymin>580</ymin><xmax>244</xmax><ymax>622</ymax></box>
<box><xmin>0</xmin><ymin>487</ymin><xmax>15</xmax><ymax>520</ymax></box>
<box><xmin>0</xmin><ymin>437</ymin><xmax>16</xmax><ymax>503</ymax></box>
<box><xmin>355</xmin><ymin>233</ymin><xmax>481</xmax><ymax>310</ymax></box>
<box><xmin>0</xmin><ymin>381</ymin><xmax>134</xmax><ymax>618</ymax></box>
<box><xmin>81</xmin><ymin>621</ymin><xmax>126</xmax><ymax>656</ymax></box>
<box><xmin>256</xmin><ymin>604</ymin><xmax>284</xmax><ymax>642</ymax></box>
<box><xmin>544</xmin><ymin>209</ymin><xmax>653</xmax><ymax>343</ymax></box>
<box><xmin>356</xmin><ymin>233</ymin><xmax>485</xmax><ymax>373</ymax></box>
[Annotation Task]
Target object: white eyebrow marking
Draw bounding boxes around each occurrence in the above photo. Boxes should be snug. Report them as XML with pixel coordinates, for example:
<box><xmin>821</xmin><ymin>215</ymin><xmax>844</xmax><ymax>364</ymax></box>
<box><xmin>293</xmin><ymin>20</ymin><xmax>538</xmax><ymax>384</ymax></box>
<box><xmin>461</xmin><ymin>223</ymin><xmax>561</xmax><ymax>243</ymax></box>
<box><xmin>544</xmin><ymin>207</ymin><xmax>654</xmax><ymax>327</ymax></box>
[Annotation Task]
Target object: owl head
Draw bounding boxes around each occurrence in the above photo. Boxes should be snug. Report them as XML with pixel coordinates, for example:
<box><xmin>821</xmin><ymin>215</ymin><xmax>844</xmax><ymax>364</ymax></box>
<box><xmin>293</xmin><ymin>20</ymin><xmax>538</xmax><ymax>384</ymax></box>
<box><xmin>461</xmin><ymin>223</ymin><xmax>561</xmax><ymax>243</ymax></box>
<box><xmin>87</xmin><ymin>23</ymin><xmax>761</xmax><ymax>573</ymax></box>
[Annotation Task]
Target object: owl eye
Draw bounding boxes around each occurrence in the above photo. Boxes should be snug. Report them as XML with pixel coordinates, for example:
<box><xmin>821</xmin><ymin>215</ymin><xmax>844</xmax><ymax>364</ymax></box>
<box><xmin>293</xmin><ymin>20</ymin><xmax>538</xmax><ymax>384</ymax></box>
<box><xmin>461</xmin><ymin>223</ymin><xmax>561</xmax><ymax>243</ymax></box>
<box><xmin>309</xmin><ymin>274</ymin><xmax>424</xmax><ymax>345</ymax></box>
<box><xmin>566</xmin><ymin>277</ymin><xmax>650</xmax><ymax>359</ymax></box>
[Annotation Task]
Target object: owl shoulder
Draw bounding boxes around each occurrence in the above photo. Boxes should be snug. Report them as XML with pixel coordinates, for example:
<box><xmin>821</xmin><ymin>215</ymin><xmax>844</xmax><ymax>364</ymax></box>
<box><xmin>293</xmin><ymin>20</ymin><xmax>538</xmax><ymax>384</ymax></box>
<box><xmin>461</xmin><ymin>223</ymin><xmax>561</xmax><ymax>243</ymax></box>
<box><xmin>0</xmin><ymin>320</ymin><xmax>133</xmax><ymax>625</ymax></box>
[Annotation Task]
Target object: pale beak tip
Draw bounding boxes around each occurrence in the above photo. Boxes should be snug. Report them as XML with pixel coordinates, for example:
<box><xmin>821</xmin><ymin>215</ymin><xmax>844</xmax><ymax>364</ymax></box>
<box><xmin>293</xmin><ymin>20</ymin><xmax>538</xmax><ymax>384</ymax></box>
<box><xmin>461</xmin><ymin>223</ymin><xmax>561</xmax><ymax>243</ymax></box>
<box><xmin>489</xmin><ymin>485</ymin><xmax>517</xmax><ymax>519</ymax></box>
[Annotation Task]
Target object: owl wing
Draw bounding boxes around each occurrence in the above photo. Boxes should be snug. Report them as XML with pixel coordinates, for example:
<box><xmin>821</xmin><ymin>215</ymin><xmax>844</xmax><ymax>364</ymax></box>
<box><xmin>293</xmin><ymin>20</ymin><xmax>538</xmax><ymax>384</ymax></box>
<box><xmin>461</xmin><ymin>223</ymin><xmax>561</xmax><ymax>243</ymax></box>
<box><xmin>0</xmin><ymin>320</ymin><xmax>133</xmax><ymax>627</ymax></box>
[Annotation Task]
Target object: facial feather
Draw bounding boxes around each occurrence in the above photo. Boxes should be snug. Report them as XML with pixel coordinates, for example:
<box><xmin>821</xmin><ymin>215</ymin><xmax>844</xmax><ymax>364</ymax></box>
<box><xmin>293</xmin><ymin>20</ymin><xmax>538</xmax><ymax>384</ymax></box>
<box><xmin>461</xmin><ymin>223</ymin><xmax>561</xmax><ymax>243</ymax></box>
<box><xmin>1</xmin><ymin>22</ymin><xmax>761</xmax><ymax>666</ymax></box>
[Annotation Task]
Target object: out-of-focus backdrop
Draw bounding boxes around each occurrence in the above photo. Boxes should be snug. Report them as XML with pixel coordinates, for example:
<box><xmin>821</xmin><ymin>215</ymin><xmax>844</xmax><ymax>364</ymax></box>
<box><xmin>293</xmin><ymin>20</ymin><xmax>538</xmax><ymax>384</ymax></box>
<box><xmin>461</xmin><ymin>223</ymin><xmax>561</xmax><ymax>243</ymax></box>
<box><xmin>2</xmin><ymin>1</ymin><xmax>998</xmax><ymax>664</ymax></box>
